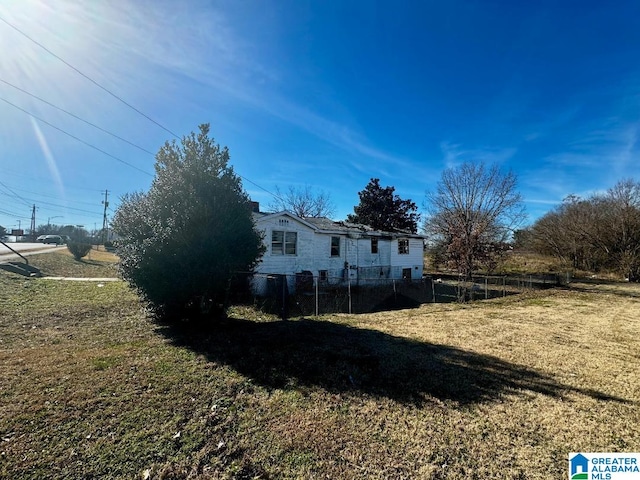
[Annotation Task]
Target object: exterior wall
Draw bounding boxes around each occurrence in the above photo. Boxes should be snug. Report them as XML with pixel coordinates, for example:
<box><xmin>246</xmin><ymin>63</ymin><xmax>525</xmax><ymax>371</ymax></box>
<box><xmin>253</xmin><ymin>213</ymin><xmax>425</xmax><ymax>294</ymax></box>
<box><xmin>390</xmin><ymin>237</ymin><xmax>424</xmax><ymax>279</ymax></box>
<box><xmin>254</xmin><ymin>215</ymin><xmax>317</xmax><ymax>276</ymax></box>
<box><xmin>255</xmin><ymin>216</ymin><xmax>357</xmax><ymax>279</ymax></box>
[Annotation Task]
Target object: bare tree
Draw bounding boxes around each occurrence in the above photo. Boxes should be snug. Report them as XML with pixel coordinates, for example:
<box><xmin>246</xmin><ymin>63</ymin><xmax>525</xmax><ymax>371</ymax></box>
<box><xmin>268</xmin><ymin>185</ymin><xmax>336</xmax><ymax>218</ymax></box>
<box><xmin>425</xmin><ymin>162</ymin><xmax>525</xmax><ymax>278</ymax></box>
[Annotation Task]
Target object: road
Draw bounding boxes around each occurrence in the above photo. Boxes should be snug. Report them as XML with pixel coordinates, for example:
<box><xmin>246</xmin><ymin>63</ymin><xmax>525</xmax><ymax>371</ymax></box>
<box><xmin>0</xmin><ymin>242</ymin><xmax>64</xmax><ymax>261</ymax></box>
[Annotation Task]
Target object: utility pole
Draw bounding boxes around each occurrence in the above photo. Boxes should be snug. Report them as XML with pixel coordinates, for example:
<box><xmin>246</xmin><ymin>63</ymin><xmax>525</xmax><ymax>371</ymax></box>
<box><xmin>30</xmin><ymin>205</ymin><xmax>36</xmax><ymax>241</ymax></box>
<box><xmin>101</xmin><ymin>190</ymin><xmax>109</xmax><ymax>244</ymax></box>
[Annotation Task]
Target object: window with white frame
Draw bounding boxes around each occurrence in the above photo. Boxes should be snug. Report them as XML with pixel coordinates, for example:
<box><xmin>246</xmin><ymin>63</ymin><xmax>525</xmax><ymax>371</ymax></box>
<box><xmin>398</xmin><ymin>238</ymin><xmax>409</xmax><ymax>254</ymax></box>
<box><xmin>272</xmin><ymin>230</ymin><xmax>297</xmax><ymax>255</ymax></box>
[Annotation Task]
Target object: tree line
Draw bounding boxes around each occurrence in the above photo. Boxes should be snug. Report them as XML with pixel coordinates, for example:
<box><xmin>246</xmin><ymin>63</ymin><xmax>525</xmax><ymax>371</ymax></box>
<box><xmin>524</xmin><ymin>180</ymin><xmax>640</xmax><ymax>281</ymax></box>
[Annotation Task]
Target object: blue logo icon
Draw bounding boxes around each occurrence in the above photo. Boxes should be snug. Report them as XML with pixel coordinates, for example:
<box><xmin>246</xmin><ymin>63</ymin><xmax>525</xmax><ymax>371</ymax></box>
<box><xmin>570</xmin><ymin>453</ymin><xmax>589</xmax><ymax>479</ymax></box>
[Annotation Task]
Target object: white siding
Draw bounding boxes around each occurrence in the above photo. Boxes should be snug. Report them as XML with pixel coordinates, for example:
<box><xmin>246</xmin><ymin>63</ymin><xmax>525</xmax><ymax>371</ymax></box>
<box><xmin>390</xmin><ymin>237</ymin><xmax>424</xmax><ymax>279</ymax></box>
<box><xmin>255</xmin><ymin>215</ymin><xmax>316</xmax><ymax>275</ymax></box>
<box><xmin>254</xmin><ymin>213</ymin><xmax>425</xmax><ymax>291</ymax></box>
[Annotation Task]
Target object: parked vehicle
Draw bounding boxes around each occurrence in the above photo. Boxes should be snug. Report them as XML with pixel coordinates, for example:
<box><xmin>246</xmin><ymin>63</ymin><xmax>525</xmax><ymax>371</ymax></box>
<box><xmin>42</xmin><ymin>235</ymin><xmax>63</xmax><ymax>245</ymax></box>
<box><xmin>36</xmin><ymin>235</ymin><xmax>47</xmax><ymax>242</ymax></box>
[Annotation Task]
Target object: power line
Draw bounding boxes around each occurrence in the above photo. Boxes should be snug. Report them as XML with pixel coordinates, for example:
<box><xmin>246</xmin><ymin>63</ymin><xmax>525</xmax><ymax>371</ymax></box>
<box><xmin>0</xmin><ymin>14</ymin><xmax>181</xmax><ymax>139</ymax></box>
<box><xmin>0</xmin><ymin>184</ymin><xmax>104</xmax><ymax>216</ymax></box>
<box><xmin>0</xmin><ymin>197</ymin><xmax>101</xmax><ymax>217</ymax></box>
<box><xmin>0</xmin><ymin>16</ymin><xmax>284</xmax><ymax>204</ymax></box>
<box><xmin>7</xmin><ymin>197</ymin><xmax>101</xmax><ymax>216</ymax></box>
<box><xmin>0</xmin><ymin>77</ymin><xmax>156</xmax><ymax>155</ymax></box>
<box><xmin>35</xmin><ymin>202</ymin><xmax>101</xmax><ymax>216</ymax></box>
<box><xmin>0</xmin><ymin>183</ymin><xmax>110</xmax><ymax>207</ymax></box>
<box><xmin>2</xmin><ymin>95</ymin><xmax>282</xmax><ymax>201</ymax></box>
<box><xmin>0</xmin><ymin>180</ymin><xmax>32</xmax><ymax>207</ymax></box>
<box><xmin>0</xmin><ymin>94</ymin><xmax>281</xmax><ymax>201</ymax></box>
<box><xmin>1</xmin><ymin>169</ymin><xmax>105</xmax><ymax>192</ymax></box>
<box><xmin>241</xmin><ymin>176</ymin><xmax>285</xmax><ymax>202</ymax></box>
<box><xmin>0</xmin><ymin>96</ymin><xmax>153</xmax><ymax>176</ymax></box>
<box><xmin>0</xmin><ymin>207</ymin><xmax>30</xmax><ymax>218</ymax></box>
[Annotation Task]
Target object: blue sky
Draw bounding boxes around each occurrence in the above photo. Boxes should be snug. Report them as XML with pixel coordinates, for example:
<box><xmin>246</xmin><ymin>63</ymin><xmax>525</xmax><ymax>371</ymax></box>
<box><xmin>1</xmin><ymin>0</ymin><xmax>639</xmax><ymax>234</ymax></box>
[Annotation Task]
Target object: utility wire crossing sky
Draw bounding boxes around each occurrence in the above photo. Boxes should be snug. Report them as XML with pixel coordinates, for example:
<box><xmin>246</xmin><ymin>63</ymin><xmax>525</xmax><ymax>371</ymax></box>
<box><xmin>1</xmin><ymin>0</ymin><xmax>639</xmax><ymax>232</ymax></box>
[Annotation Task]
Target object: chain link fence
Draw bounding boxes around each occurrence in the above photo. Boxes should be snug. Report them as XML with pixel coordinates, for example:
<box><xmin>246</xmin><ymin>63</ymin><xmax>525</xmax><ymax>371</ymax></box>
<box><xmin>226</xmin><ymin>271</ymin><xmax>571</xmax><ymax>319</ymax></box>
<box><xmin>228</xmin><ymin>272</ymin><xmax>430</xmax><ymax>318</ymax></box>
<box><xmin>430</xmin><ymin>273</ymin><xmax>568</xmax><ymax>303</ymax></box>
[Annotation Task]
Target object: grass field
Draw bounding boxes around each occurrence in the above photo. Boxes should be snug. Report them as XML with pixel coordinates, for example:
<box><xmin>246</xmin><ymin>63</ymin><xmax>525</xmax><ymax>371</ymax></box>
<box><xmin>27</xmin><ymin>247</ymin><xmax>119</xmax><ymax>278</ymax></box>
<box><xmin>1</xmin><ymin>253</ymin><xmax>639</xmax><ymax>479</ymax></box>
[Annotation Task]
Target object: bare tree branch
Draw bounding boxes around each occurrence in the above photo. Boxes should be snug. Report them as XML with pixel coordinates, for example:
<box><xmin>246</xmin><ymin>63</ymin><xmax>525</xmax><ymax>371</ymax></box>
<box><xmin>425</xmin><ymin>162</ymin><xmax>525</xmax><ymax>278</ymax></box>
<box><xmin>268</xmin><ymin>185</ymin><xmax>336</xmax><ymax>218</ymax></box>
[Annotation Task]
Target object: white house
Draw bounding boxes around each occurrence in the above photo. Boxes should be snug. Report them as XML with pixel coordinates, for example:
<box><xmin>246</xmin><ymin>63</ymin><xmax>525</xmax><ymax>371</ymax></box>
<box><xmin>252</xmin><ymin>210</ymin><xmax>425</xmax><ymax>294</ymax></box>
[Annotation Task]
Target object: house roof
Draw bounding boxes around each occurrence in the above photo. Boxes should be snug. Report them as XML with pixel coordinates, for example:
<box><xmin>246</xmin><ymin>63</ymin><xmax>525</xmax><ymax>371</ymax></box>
<box><xmin>254</xmin><ymin>211</ymin><xmax>426</xmax><ymax>239</ymax></box>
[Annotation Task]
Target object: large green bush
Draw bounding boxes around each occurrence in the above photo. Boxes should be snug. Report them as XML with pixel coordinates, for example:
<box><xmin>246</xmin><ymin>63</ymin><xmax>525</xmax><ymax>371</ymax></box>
<box><xmin>111</xmin><ymin>124</ymin><xmax>265</xmax><ymax>320</ymax></box>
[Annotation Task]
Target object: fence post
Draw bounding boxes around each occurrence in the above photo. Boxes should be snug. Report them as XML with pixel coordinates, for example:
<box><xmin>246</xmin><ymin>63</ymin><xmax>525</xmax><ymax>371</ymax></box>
<box><xmin>281</xmin><ymin>274</ymin><xmax>288</xmax><ymax>321</ymax></box>
<box><xmin>315</xmin><ymin>275</ymin><xmax>319</xmax><ymax>317</ymax></box>
<box><xmin>503</xmin><ymin>276</ymin><xmax>506</xmax><ymax>297</ymax></box>
<box><xmin>485</xmin><ymin>277</ymin><xmax>488</xmax><ymax>299</ymax></box>
<box><xmin>348</xmin><ymin>274</ymin><xmax>352</xmax><ymax>315</ymax></box>
<box><xmin>393</xmin><ymin>279</ymin><xmax>397</xmax><ymax>303</ymax></box>
<box><xmin>432</xmin><ymin>278</ymin><xmax>436</xmax><ymax>303</ymax></box>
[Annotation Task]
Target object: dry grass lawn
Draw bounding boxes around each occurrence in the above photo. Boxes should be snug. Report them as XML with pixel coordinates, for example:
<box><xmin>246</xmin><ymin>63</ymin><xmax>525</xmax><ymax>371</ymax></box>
<box><xmin>0</xmin><ymin>258</ymin><xmax>638</xmax><ymax>478</ymax></box>
<box><xmin>28</xmin><ymin>247</ymin><xmax>119</xmax><ymax>278</ymax></box>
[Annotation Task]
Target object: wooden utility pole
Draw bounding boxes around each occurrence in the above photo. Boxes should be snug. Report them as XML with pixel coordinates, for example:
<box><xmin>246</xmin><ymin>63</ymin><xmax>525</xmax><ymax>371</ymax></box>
<box><xmin>30</xmin><ymin>205</ymin><xmax>36</xmax><ymax>241</ymax></box>
<box><xmin>101</xmin><ymin>190</ymin><xmax>109</xmax><ymax>243</ymax></box>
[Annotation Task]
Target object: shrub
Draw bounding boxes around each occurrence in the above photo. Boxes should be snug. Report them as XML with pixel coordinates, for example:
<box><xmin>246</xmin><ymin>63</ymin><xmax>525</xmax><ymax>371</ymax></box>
<box><xmin>111</xmin><ymin>124</ymin><xmax>265</xmax><ymax>321</ymax></box>
<box><xmin>67</xmin><ymin>242</ymin><xmax>92</xmax><ymax>260</ymax></box>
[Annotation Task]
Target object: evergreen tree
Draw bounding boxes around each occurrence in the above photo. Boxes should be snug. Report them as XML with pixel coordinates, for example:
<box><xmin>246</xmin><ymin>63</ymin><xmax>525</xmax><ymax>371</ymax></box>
<box><xmin>112</xmin><ymin>124</ymin><xmax>265</xmax><ymax>320</ymax></box>
<box><xmin>347</xmin><ymin>178</ymin><xmax>420</xmax><ymax>233</ymax></box>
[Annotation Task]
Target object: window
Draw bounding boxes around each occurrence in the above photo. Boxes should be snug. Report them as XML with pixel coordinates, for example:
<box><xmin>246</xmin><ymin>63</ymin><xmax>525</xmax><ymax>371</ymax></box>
<box><xmin>272</xmin><ymin>230</ymin><xmax>297</xmax><ymax>255</ymax></box>
<box><xmin>402</xmin><ymin>268</ymin><xmax>412</xmax><ymax>280</ymax></box>
<box><xmin>285</xmin><ymin>232</ymin><xmax>297</xmax><ymax>254</ymax></box>
<box><xmin>330</xmin><ymin>236</ymin><xmax>340</xmax><ymax>257</ymax></box>
<box><xmin>371</xmin><ymin>237</ymin><xmax>378</xmax><ymax>254</ymax></box>
<box><xmin>398</xmin><ymin>238</ymin><xmax>409</xmax><ymax>254</ymax></box>
<box><xmin>319</xmin><ymin>270</ymin><xmax>328</xmax><ymax>282</ymax></box>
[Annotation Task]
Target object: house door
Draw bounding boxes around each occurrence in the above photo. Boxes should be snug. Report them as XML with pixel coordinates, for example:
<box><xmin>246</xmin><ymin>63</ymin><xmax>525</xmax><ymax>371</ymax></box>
<box><xmin>402</xmin><ymin>268</ymin><xmax>412</xmax><ymax>280</ymax></box>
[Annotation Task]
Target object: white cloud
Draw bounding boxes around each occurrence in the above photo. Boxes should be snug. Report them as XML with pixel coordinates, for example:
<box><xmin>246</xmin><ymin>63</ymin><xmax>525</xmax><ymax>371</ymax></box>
<box><xmin>439</xmin><ymin>141</ymin><xmax>517</xmax><ymax>169</ymax></box>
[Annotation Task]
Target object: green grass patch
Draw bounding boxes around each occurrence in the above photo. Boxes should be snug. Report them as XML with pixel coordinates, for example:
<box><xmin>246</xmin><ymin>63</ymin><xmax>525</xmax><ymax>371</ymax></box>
<box><xmin>91</xmin><ymin>355</ymin><xmax>121</xmax><ymax>371</ymax></box>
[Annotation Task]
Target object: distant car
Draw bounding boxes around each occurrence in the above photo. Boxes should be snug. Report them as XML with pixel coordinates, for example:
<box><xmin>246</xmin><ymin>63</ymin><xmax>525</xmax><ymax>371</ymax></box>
<box><xmin>42</xmin><ymin>235</ymin><xmax>63</xmax><ymax>245</ymax></box>
<box><xmin>36</xmin><ymin>235</ymin><xmax>47</xmax><ymax>242</ymax></box>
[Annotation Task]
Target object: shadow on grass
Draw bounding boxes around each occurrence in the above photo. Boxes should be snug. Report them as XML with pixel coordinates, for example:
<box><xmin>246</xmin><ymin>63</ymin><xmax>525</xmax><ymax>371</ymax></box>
<box><xmin>76</xmin><ymin>259</ymin><xmax>105</xmax><ymax>266</ymax></box>
<box><xmin>158</xmin><ymin>317</ymin><xmax>631</xmax><ymax>406</ymax></box>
